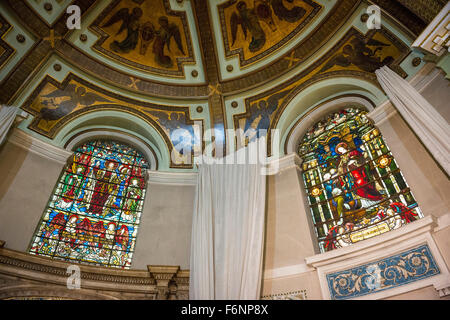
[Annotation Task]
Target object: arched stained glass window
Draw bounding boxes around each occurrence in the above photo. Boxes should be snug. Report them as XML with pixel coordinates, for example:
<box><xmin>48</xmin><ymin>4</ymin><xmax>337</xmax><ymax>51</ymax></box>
<box><xmin>29</xmin><ymin>140</ymin><xmax>149</xmax><ymax>268</ymax></box>
<box><xmin>298</xmin><ymin>107</ymin><xmax>423</xmax><ymax>253</ymax></box>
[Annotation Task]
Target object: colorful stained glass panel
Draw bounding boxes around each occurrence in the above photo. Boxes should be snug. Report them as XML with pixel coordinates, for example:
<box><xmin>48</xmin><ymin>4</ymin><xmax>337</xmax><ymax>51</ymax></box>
<box><xmin>298</xmin><ymin>108</ymin><xmax>423</xmax><ymax>252</ymax></box>
<box><xmin>29</xmin><ymin>140</ymin><xmax>149</xmax><ymax>268</ymax></box>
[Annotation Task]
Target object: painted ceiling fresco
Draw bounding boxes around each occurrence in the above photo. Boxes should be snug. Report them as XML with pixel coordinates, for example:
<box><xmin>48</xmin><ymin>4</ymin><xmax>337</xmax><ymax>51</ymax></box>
<box><xmin>21</xmin><ymin>73</ymin><xmax>201</xmax><ymax>168</ymax></box>
<box><xmin>219</xmin><ymin>0</ymin><xmax>321</xmax><ymax>66</ymax></box>
<box><xmin>90</xmin><ymin>0</ymin><xmax>195</xmax><ymax>77</ymax></box>
<box><xmin>218</xmin><ymin>0</ymin><xmax>322</xmax><ymax>67</ymax></box>
<box><xmin>0</xmin><ymin>0</ymin><xmax>436</xmax><ymax>170</ymax></box>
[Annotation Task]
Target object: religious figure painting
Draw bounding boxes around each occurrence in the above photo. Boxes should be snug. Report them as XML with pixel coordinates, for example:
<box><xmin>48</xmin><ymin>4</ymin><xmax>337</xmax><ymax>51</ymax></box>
<box><xmin>298</xmin><ymin>108</ymin><xmax>423</xmax><ymax>252</ymax></box>
<box><xmin>90</xmin><ymin>0</ymin><xmax>194</xmax><ymax>76</ymax></box>
<box><xmin>29</xmin><ymin>140</ymin><xmax>147</xmax><ymax>268</ymax></box>
<box><xmin>219</xmin><ymin>0</ymin><xmax>322</xmax><ymax>66</ymax></box>
<box><xmin>20</xmin><ymin>74</ymin><xmax>199</xmax><ymax>168</ymax></box>
<box><xmin>317</xmin><ymin>31</ymin><xmax>405</xmax><ymax>75</ymax></box>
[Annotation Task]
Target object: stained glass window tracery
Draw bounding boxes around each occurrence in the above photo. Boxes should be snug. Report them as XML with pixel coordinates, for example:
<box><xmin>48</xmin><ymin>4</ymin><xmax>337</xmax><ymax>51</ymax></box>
<box><xmin>298</xmin><ymin>107</ymin><xmax>423</xmax><ymax>252</ymax></box>
<box><xmin>29</xmin><ymin>140</ymin><xmax>149</xmax><ymax>268</ymax></box>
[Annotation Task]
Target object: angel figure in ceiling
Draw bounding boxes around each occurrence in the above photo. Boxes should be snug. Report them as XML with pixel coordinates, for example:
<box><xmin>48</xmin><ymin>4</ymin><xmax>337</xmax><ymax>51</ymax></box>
<box><xmin>243</xmin><ymin>88</ymin><xmax>291</xmax><ymax>142</ymax></box>
<box><xmin>152</xmin><ymin>111</ymin><xmax>197</xmax><ymax>156</ymax></box>
<box><xmin>230</xmin><ymin>0</ymin><xmax>307</xmax><ymax>52</ymax></box>
<box><xmin>40</xmin><ymin>84</ymin><xmax>111</xmax><ymax>123</ymax></box>
<box><xmin>319</xmin><ymin>37</ymin><xmax>395</xmax><ymax>73</ymax></box>
<box><xmin>103</xmin><ymin>7</ymin><xmax>143</xmax><ymax>54</ymax></box>
<box><xmin>151</xmin><ymin>16</ymin><xmax>185</xmax><ymax>68</ymax></box>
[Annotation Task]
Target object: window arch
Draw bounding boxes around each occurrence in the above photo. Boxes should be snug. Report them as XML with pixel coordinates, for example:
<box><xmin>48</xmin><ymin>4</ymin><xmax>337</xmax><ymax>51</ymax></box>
<box><xmin>29</xmin><ymin>140</ymin><xmax>149</xmax><ymax>268</ymax></box>
<box><xmin>298</xmin><ymin>107</ymin><xmax>423</xmax><ymax>253</ymax></box>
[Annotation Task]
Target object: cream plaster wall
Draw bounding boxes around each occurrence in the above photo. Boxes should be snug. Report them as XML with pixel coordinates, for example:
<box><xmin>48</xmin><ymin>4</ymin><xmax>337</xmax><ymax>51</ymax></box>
<box><xmin>263</xmin><ymin>166</ymin><xmax>318</xmax><ymax>272</ymax></box>
<box><xmin>376</xmin><ymin>112</ymin><xmax>450</xmax><ymax>218</ymax></box>
<box><xmin>0</xmin><ymin>141</ymin><xmax>64</xmax><ymax>252</ymax></box>
<box><xmin>261</xmin><ymin>271</ymin><xmax>323</xmax><ymax>300</ymax></box>
<box><xmin>432</xmin><ymin>226</ymin><xmax>450</xmax><ymax>271</ymax></box>
<box><xmin>420</xmin><ymin>70</ymin><xmax>450</xmax><ymax>123</ymax></box>
<box><xmin>132</xmin><ymin>183</ymin><xmax>195</xmax><ymax>270</ymax></box>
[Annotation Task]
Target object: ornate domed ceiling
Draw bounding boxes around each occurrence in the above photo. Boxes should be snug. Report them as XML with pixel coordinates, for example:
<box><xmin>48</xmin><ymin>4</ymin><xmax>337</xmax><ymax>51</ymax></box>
<box><xmin>0</xmin><ymin>0</ymin><xmax>445</xmax><ymax>170</ymax></box>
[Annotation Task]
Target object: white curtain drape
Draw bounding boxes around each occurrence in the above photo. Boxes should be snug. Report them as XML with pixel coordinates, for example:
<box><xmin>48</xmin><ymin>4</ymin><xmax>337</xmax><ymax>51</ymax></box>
<box><xmin>0</xmin><ymin>105</ymin><xmax>17</xmax><ymax>146</ymax></box>
<box><xmin>189</xmin><ymin>143</ymin><xmax>267</xmax><ymax>300</ymax></box>
<box><xmin>375</xmin><ymin>66</ymin><xmax>450</xmax><ymax>175</ymax></box>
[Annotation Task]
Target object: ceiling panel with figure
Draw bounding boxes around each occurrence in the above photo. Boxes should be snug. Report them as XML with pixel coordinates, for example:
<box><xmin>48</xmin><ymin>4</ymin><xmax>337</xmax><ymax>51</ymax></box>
<box><xmin>219</xmin><ymin>0</ymin><xmax>322</xmax><ymax>67</ymax></box>
<box><xmin>89</xmin><ymin>0</ymin><xmax>196</xmax><ymax>78</ymax></box>
<box><xmin>20</xmin><ymin>73</ymin><xmax>204</xmax><ymax>168</ymax></box>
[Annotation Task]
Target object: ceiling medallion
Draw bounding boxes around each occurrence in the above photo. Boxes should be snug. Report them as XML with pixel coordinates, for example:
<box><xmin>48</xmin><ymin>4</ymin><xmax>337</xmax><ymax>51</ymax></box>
<box><xmin>360</xmin><ymin>13</ymin><xmax>369</xmax><ymax>23</ymax></box>
<box><xmin>79</xmin><ymin>34</ymin><xmax>88</xmax><ymax>42</ymax></box>
<box><xmin>44</xmin><ymin>2</ymin><xmax>53</xmax><ymax>11</ymax></box>
<box><xmin>191</xmin><ymin>70</ymin><xmax>198</xmax><ymax>77</ymax></box>
<box><xmin>196</xmin><ymin>106</ymin><xmax>203</xmax><ymax>113</ymax></box>
<box><xmin>412</xmin><ymin>57</ymin><xmax>422</xmax><ymax>67</ymax></box>
<box><xmin>16</xmin><ymin>34</ymin><xmax>26</xmax><ymax>43</ymax></box>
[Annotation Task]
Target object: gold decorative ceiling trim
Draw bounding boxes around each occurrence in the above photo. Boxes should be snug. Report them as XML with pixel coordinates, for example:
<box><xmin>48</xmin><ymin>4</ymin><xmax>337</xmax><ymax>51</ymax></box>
<box><xmin>370</xmin><ymin>0</ymin><xmax>428</xmax><ymax>36</ymax></box>
<box><xmin>89</xmin><ymin>0</ymin><xmax>196</xmax><ymax>77</ymax></box>
<box><xmin>0</xmin><ymin>0</ymin><xmax>97</xmax><ymax>105</ymax></box>
<box><xmin>1</xmin><ymin>0</ymin><xmax>365</xmax><ymax>104</ymax></box>
<box><xmin>55</xmin><ymin>42</ymin><xmax>210</xmax><ymax>98</ymax></box>
<box><xmin>23</xmin><ymin>0</ymin><xmax>76</xmax><ymax>28</ymax></box>
<box><xmin>0</xmin><ymin>14</ymin><xmax>15</xmax><ymax>70</ymax></box>
<box><xmin>218</xmin><ymin>0</ymin><xmax>322</xmax><ymax>68</ymax></box>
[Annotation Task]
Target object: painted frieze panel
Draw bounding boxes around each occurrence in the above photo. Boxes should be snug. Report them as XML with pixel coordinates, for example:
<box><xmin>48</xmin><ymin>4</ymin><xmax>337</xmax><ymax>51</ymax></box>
<box><xmin>327</xmin><ymin>245</ymin><xmax>441</xmax><ymax>299</ymax></box>
<box><xmin>20</xmin><ymin>73</ymin><xmax>202</xmax><ymax>168</ymax></box>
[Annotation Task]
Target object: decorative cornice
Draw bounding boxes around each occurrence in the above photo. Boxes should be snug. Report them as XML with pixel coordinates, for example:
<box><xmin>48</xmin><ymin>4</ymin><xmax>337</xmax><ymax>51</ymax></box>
<box><xmin>148</xmin><ymin>170</ymin><xmax>198</xmax><ymax>186</ymax></box>
<box><xmin>265</xmin><ymin>153</ymin><xmax>302</xmax><ymax>176</ymax></box>
<box><xmin>412</xmin><ymin>2</ymin><xmax>450</xmax><ymax>56</ymax></box>
<box><xmin>7</xmin><ymin>128</ymin><xmax>72</xmax><ymax>164</ymax></box>
<box><xmin>0</xmin><ymin>247</ymin><xmax>155</xmax><ymax>286</ymax></box>
<box><xmin>0</xmin><ymin>247</ymin><xmax>190</xmax><ymax>299</ymax></box>
<box><xmin>263</xmin><ymin>263</ymin><xmax>314</xmax><ymax>280</ymax></box>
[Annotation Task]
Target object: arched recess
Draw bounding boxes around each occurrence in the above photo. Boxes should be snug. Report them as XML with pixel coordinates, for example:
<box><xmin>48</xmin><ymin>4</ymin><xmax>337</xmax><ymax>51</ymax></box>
<box><xmin>287</xmin><ymin>106</ymin><xmax>424</xmax><ymax>253</ymax></box>
<box><xmin>273</xmin><ymin>76</ymin><xmax>387</xmax><ymax>157</ymax></box>
<box><xmin>285</xmin><ymin>95</ymin><xmax>375</xmax><ymax>155</ymax></box>
<box><xmin>51</xmin><ymin>110</ymin><xmax>170</xmax><ymax>171</ymax></box>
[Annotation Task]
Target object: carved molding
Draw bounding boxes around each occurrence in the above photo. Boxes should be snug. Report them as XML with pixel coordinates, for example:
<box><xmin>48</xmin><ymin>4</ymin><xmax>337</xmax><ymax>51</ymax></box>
<box><xmin>412</xmin><ymin>2</ymin><xmax>450</xmax><ymax>56</ymax></box>
<box><xmin>0</xmin><ymin>246</ymin><xmax>189</xmax><ymax>300</ymax></box>
<box><xmin>7</xmin><ymin>128</ymin><xmax>72</xmax><ymax>165</ymax></box>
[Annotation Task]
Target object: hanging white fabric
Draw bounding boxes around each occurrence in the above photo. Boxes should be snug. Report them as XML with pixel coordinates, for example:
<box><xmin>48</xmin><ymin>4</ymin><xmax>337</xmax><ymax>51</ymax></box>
<box><xmin>189</xmin><ymin>140</ymin><xmax>267</xmax><ymax>300</ymax></box>
<box><xmin>0</xmin><ymin>105</ymin><xmax>18</xmax><ymax>146</ymax></box>
<box><xmin>375</xmin><ymin>66</ymin><xmax>450</xmax><ymax>175</ymax></box>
